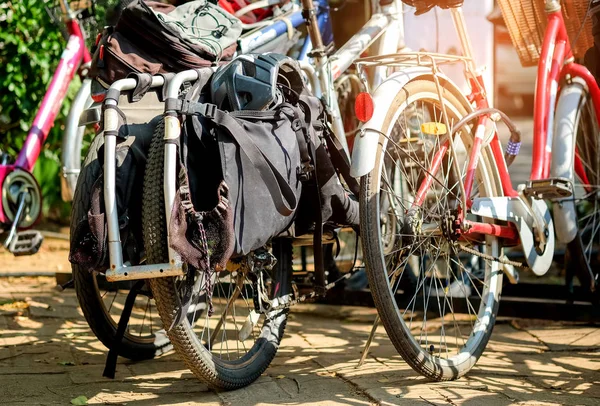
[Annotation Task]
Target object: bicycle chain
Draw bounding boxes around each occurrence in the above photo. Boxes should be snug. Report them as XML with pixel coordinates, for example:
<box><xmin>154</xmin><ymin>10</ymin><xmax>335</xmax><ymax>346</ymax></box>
<box><xmin>457</xmin><ymin>244</ymin><xmax>528</xmax><ymax>269</ymax></box>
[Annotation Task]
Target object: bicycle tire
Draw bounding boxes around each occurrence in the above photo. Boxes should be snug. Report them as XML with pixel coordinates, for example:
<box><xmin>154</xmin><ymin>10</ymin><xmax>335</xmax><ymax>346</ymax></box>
<box><xmin>71</xmin><ymin>132</ymin><xmax>171</xmax><ymax>361</ymax></box>
<box><xmin>142</xmin><ymin>119</ymin><xmax>291</xmax><ymax>390</ymax></box>
<box><xmin>554</xmin><ymin>85</ymin><xmax>600</xmax><ymax>294</ymax></box>
<box><xmin>360</xmin><ymin>79</ymin><xmax>504</xmax><ymax>380</ymax></box>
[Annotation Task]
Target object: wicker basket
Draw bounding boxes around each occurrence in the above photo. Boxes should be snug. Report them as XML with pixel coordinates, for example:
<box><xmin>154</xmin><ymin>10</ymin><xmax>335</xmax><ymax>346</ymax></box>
<box><xmin>498</xmin><ymin>0</ymin><xmax>594</xmax><ymax>67</ymax></box>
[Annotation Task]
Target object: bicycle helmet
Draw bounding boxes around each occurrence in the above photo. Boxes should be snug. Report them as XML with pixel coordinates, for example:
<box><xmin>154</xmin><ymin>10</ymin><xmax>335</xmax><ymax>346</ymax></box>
<box><xmin>210</xmin><ymin>53</ymin><xmax>305</xmax><ymax>111</ymax></box>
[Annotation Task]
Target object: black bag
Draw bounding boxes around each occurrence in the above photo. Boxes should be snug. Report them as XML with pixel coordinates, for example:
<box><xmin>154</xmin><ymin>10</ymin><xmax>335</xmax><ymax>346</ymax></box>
<box><xmin>168</xmin><ymin>80</ymin><xmax>308</xmax><ymax>271</ymax></box>
<box><xmin>69</xmin><ymin>93</ymin><xmax>162</xmax><ymax>271</ymax></box>
<box><xmin>167</xmin><ymin>64</ymin><xmax>360</xmax><ymax>277</ymax></box>
<box><xmin>90</xmin><ymin>0</ymin><xmax>242</xmax><ymax>87</ymax></box>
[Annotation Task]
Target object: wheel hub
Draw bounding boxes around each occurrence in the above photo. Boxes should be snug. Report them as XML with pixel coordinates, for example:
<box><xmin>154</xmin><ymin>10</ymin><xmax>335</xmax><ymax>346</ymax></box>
<box><xmin>1</xmin><ymin>169</ymin><xmax>42</xmax><ymax>228</ymax></box>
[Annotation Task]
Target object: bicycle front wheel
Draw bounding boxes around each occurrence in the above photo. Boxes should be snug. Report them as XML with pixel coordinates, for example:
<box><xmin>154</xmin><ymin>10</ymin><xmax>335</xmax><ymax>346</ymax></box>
<box><xmin>360</xmin><ymin>79</ymin><xmax>503</xmax><ymax>380</ymax></box>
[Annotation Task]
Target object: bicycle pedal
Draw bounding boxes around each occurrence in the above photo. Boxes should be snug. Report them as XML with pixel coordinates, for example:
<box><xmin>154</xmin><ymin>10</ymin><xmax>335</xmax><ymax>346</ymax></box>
<box><xmin>523</xmin><ymin>177</ymin><xmax>573</xmax><ymax>200</ymax></box>
<box><xmin>8</xmin><ymin>230</ymin><xmax>44</xmax><ymax>256</ymax></box>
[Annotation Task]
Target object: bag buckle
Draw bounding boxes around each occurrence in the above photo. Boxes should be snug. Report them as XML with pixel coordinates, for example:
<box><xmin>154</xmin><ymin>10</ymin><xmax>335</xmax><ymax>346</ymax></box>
<box><xmin>202</xmin><ymin>103</ymin><xmax>217</xmax><ymax>119</ymax></box>
<box><xmin>297</xmin><ymin>163</ymin><xmax>314</xmax><ymax>182</ymax></box>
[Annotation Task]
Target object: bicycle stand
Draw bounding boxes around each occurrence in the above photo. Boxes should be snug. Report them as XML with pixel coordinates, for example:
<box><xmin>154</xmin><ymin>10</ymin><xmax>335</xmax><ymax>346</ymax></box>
<box><xmin>103</xmin><ymin>280</ymin><xmax>145</xmax><ymax>379</ymax></box>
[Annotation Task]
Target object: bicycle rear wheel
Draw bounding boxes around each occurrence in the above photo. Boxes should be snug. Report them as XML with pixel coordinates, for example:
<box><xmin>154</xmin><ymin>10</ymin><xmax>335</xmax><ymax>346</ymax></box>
<box><xmin>72</xmin><ymin>133</ymin><xmax>170</xmax><ymax>360</ymax></box>
<box><xmin>360</xmin><ymin>79</ymin><xmax>503</xmax><ymax>380</ymax></box>
<box><xmin>142</xmin><ymin>120</ymin><xmax>291</xmax><ymax>390</ymax></box>
<box><xmin>556</xmin><ymin>86</ymin><xmax>600</xmax><ymax>292</ymax></box>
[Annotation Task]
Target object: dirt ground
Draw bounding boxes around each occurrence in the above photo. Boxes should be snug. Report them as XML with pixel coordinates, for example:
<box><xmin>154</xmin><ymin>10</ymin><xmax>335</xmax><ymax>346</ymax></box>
<box><xmin>0</xmin><ymin>238</ymin><xmax>599</xmax><ymax>405</ymax></box>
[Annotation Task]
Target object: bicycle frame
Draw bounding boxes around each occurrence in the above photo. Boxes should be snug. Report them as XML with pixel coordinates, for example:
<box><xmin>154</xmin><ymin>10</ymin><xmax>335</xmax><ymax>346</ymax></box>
<box><xmin>454</xmin><ymin>1</ymin><xmax>600</xmax><ymax>241</ymax></box>
<box><xmin>0</xmin><ymin>0</ymin><xmax>91</xmax><ymax>226</ymax></box>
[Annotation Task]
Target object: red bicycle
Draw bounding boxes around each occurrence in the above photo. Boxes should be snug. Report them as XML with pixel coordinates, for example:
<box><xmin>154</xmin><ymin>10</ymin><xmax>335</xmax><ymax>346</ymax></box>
<box><xmin>0</xmin><ymin>0</ymin><xmax>93</xmax><ymax>255</ymax></box>
<box><xmin>350</xmin><ymin>0</ymin><xmax>599</xmax><ymax>380</ymax></box>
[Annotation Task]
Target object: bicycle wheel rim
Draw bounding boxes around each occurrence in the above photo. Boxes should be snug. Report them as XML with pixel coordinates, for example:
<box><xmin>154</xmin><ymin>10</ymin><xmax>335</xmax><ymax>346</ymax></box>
<box><xmin>361</xmin><ymin>81</ymin><xmax>503</xmax><ymax>378</ymax></box>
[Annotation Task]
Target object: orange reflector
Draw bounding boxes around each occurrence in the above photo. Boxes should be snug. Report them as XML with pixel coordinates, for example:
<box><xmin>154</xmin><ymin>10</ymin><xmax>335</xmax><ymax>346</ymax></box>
<box><xmin>421</xmin><ymin>122</ymin><xmax>447</xmax><ymax>135</ymax></box>
<box><xmin>91</xmin><ymin>92</ymin><xmax>106</xmax><ymax>103</ymax></box>
<box><xmin>355</xmin><ymin>92</ymin><xmax>374</xmax><ymax>123</ymax></box>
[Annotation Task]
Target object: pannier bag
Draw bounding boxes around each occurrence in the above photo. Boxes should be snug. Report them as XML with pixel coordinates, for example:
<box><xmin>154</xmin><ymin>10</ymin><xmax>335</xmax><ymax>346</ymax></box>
<box><xmin>69</xmin><ymin>88</ymin><xmax>165</xmax><ymax>271</ymax></box>
<box><xmin>90</xmin><ymin>0</ymin><xmax>243</xmax><ymax>88</ymax></box>
<box><xmin>167</xmin><ymin>54</ymin><xmax>359</xmax><ymax>274</ymax></box>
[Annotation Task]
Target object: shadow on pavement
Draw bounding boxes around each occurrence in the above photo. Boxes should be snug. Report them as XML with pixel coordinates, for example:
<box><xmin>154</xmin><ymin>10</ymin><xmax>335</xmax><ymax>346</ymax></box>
<box><xmin>0</xmin><ymin>276</ymin><xmax>599</xmax><ymax>405</ymax></box>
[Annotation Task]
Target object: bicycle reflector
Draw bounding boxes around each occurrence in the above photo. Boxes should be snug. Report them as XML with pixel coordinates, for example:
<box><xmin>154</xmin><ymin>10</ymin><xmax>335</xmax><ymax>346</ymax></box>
<box><xmin>355</xmin><ymin>92</ymin><xmax>374</xmax><ymax>123</ymax></box>
<box><xmin>421</xmin><ymin>122</ymin><xmax>447</xmax><ymax>135</ymax></box>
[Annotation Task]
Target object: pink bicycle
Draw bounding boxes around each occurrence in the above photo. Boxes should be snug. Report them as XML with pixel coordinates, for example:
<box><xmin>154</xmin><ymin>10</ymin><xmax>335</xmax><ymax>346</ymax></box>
<box><xmin>350</xmin><ymin>0</ymin><xmax>599</xmax><ymax>380</ymax></box>
<box><xmin>0</xmin><ymin>0</ymin><xmax>93</xmax><ymax>255</ymax></box>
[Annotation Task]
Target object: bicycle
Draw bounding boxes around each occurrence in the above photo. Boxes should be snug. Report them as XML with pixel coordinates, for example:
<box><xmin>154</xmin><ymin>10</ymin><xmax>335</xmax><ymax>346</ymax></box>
<box><xmin>348</xmin><ymin>0</ymin><xmax>600</xmax><ymax>380</ymax></box>
<box><xmin>0</xmin><ymin>0</ymin><xmax>95</xmax><ymax>256</ymax></box>
<box><xmin>81</xmin><ymin>0</ymin><xmax>406</xmax><ymax>389</ymax></box>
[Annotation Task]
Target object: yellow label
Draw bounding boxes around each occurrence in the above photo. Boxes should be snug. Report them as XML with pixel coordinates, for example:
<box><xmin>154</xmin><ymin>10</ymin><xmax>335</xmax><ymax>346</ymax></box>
<box><xmin>421</xmin><ymin>122</ymin><xmax>447</xmax><ymax>135</ymax></box>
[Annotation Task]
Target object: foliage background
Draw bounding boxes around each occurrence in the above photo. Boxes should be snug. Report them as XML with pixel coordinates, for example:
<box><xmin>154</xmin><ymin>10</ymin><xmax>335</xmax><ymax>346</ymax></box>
<box><xmin>0</xmin><ymin>0</ymin><xmax>118</xmax><ymax>222</ymax></box>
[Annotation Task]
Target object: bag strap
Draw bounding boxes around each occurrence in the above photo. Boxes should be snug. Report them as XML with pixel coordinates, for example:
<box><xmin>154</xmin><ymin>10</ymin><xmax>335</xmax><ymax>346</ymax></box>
<box><xmin>324</xmin><ymin>131</ymin><xmax>360</xmax><ymax>197</ymax></box>
<box><xmin>210</xmin><ymin>108</ymin><xmax>297</xmax><ymax>216</ymax></box>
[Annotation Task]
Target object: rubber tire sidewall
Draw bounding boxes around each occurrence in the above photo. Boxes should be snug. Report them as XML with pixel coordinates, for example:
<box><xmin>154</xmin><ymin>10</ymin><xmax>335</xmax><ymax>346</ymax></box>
<box><xmin>359</xmin><ymin>79</ymin><xmax>503</xmax><ymax>381</ymax></box>
<box><xmin>72</xmin><ymin>133</ymin><xmax>169</xmax><ymax>361</ymax></box>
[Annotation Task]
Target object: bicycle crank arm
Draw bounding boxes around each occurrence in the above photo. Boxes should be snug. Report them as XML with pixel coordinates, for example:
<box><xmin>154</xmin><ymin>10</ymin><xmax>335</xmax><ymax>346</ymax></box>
<box><xmin>471</xmin><ymin>196</ymin><xmax>554</xmax><ymax>276</ymax></box>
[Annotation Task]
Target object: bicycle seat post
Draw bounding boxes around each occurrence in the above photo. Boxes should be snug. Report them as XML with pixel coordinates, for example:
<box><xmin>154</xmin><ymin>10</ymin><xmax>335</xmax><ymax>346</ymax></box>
<box><xmin>450</xmin><ymin>7</ymin><xmax>476</xmax><ymax>73</ymax></box>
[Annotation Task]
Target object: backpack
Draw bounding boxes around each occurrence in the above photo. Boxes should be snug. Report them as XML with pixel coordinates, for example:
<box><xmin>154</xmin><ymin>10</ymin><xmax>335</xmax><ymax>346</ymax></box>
<box><xmin>167</xmin><ymin>71</ymin><xmax>308</xmax><ymax>271</ymax></box>
<box><xmin>90</xmin><ymin>0</ymin><xmax>242</xmax><ymax>88</ymax></box>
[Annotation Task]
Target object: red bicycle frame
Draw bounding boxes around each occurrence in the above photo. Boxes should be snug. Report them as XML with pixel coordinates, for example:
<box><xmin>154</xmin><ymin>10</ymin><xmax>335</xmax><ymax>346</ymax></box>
<box><xmin>0</xmin><ymin>4</ymin><xmax>92</xmax><ymax>225</ymax></box>
<box><xmin>411</xmin><ymin>5</ymin><xmax>600</xmax><ymax>244</ymax></box>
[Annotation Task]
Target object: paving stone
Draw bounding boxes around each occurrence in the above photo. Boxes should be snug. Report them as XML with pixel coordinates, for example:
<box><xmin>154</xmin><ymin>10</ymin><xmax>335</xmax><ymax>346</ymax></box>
<box><xmin>1</xmin><ymin>276</ymin><xmax>599</xmax><ymax>405</ymax></box>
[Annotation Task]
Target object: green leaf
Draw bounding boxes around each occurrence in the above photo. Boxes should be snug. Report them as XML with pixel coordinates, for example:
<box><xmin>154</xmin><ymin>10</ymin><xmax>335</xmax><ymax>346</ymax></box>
<box><xmin>70</xmin><ymin>396</ymin><xmax>88</xmax><ymax>405</ymax></box>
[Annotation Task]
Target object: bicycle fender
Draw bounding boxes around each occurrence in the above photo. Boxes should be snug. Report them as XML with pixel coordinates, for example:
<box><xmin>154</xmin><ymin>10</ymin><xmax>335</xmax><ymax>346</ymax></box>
<box><xmin>61</xmin><ymin>78</ymin><xmax>93</xmax><ymax>202</ymax></box>
<box><xmin>551</xmin><ymin>80</ymin><xmax>586</xmax><ymax>244</ymax></box>
<box><xmin>350</xmin><ymin>67</ymin><xmax>469</xmax><ymax>178</ymax></box>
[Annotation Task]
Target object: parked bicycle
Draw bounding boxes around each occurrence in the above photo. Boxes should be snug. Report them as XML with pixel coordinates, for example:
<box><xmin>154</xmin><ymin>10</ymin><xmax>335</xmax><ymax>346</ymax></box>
<box><xmin>72</xmin><ymin>0</ymin><xmax>406</xmax><ymax>390</ymax></box>
<box><xmin>350</xmin><ymin>0</ymin><xmax>599</xmax><ymax>380</ymax></box>
<box><xmin>0</xmin><ymin>0</ymin><xmax>96</xmax><ymax>256</ymax></box>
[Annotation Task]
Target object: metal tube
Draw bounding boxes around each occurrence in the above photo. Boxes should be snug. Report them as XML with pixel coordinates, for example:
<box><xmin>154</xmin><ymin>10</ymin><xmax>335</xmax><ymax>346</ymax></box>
<box><xmin>300</xmin><ymin>63</ymin><xmax>321</xmax><ymax>96</ymax></box>
<box><xmin>105</xmin><ymin>262</ymin><xmax>183</xmax><ymax>282</ymax></box>
<box><xmin>450</xmin><ymin>7</ymin><xmax>476</xmax><ymax>72</ymax></box>
<box><xmin>164</xmin><ymin>70</ymin><xmax>201</xmax><ymax>265</ymax></box>
<box><xmin>104</xmin><ymin>104</ymin><xmax>123</xmax><ymax>271</ymax></box>
<box><xmin>238</xmin><ymin>10</ymin><xmax>304</xmax><ymax>53</ymax></box>
<box><xmin>167</xmin><ymin>70</ymin><xmax>199</xmax><ymax>99</ymax></box>
<box><xmin>61</xmin><ymin>78</ymin><xmax>92</xmax><ymax>202</ymax></box>
<box><xmin>104</xmin><ymin>76</ymin><xmax>164</xmax><ymax>272</ymax></box>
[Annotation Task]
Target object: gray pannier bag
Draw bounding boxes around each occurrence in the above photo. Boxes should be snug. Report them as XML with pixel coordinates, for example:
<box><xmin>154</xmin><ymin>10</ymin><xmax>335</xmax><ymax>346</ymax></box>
<box><xmin>166</xmin><ymin>54</ymin><xmax>359</xmax><ymax>304</ymax></box>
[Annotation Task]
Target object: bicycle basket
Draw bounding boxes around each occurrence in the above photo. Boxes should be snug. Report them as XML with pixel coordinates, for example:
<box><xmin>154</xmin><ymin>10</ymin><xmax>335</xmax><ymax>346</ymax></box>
<box><xmin>498</xmin><ymin>0</ymin><xmax>593</xmax><ymax>67</ymax></box>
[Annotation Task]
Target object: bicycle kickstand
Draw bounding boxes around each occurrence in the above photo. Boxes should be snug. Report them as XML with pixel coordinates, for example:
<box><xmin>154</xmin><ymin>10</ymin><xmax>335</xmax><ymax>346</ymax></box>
<box><xmin>357</xmin><ymin>314</ymin><xmax>380</xmax><ymax>368</ymax></box>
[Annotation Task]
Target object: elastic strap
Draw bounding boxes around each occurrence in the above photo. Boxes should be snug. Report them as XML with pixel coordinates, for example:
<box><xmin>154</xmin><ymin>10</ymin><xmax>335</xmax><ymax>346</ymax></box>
<box><xmin>210</xmin><ymin>109</ymin><xmax>297</xmax><ymax>216</ymax></box>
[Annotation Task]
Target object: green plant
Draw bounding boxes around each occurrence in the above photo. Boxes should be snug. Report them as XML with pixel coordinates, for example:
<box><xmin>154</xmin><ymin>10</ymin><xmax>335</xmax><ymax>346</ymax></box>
<box><xmin>0</xmin><ymin>0</ymin><xmax>117</xmax><ymax>222</ymax></box>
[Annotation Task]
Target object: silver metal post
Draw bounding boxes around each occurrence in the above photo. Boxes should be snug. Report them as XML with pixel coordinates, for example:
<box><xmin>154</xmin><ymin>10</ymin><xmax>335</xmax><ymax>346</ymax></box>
<box><xmin>164</xmin><ymin>70</ymin><xmax>201</xmax><ymax>266</ymax></box>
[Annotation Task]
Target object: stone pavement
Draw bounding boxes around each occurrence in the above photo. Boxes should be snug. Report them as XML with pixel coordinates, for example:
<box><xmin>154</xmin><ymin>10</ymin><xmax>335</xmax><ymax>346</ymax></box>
<box><xmin>0</xmin><ymin>276</ymin><xmax>599</xmax><ymax>406</ymax></box>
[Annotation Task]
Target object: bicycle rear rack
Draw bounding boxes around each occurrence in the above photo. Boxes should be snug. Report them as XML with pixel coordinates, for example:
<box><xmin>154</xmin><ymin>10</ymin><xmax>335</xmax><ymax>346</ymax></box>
<box><xmin>102</xmin><ymin>75</ymin><xmax>186</xmax><ymax>282</ymax></box>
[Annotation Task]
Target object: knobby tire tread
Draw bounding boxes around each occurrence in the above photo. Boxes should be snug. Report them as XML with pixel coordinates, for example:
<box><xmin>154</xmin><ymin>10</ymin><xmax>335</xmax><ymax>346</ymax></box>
<box><xmin>142</xmin><ymin>120</ymin><xmax>289</xmax><ymax>390</ymax></box>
